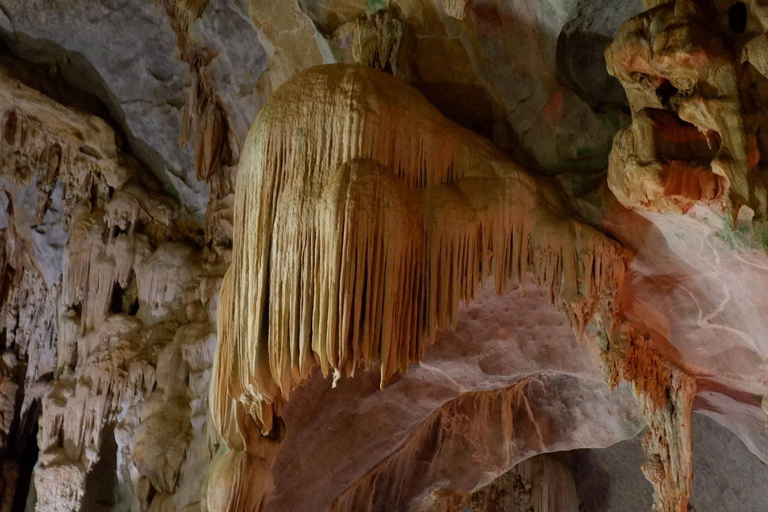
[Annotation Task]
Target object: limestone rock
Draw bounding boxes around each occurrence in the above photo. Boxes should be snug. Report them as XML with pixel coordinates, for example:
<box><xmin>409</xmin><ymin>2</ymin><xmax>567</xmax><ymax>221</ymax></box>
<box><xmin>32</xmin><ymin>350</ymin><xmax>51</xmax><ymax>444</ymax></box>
<box><xmin>258</xmin><ymin>0</ymin><xmax>629</xmax><ymax>171</ymax></box>
<box><xmin>0</xmin><ymin>1</ymin><xmax>766</xmax><ymax>512</ymax></box>
<box><xmin>0</xmin><ymin>0</ymin><xmax>267</xmax><ymax>219</ymax></box>
<box><xmin>0</xmin><ymin>52</ymin><xmax>219</xmax><ymax>512</ymax></box>
<box><xmin>605</xmin><ymin>0</ymin><xmax>768</xmax><ymax>221</ymax></box>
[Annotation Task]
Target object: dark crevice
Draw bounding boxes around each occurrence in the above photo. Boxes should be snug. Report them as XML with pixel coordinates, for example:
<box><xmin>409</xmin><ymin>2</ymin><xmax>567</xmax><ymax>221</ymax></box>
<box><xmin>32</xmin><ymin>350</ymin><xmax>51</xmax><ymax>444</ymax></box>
<box><xmin>11</xmin><ymin>401</ymin><xmax>39</xmax><ymax>512</ymax></box>
<box><xmin>145</xmin><ymin>482</ymin><xmax>157</xmax><ymax>509</ymax></box>
<box><xmin>728</xmin><ymin>2</ymin><xmax>747</xmax><ymax>34</ymax></box>
<box><xmin>89</xmin><ymin>181</ymin><xmax>99</xmax><ymax>211</ymax></box>
<box><xmin>656</xmin><ymin>79</ymin><xmax>678</xmax><ymax>109</ymax></box>
<box><xmin>646</xmin><ymin>108</ymin><xmax>721</xmax><ymax>161</ymax></box>
<box><xmin>81</xmin><ymin>423</ymin><xmax>119</xmax><ymax>511</ymax></box>
<box><xmin>109</xmin><ymin>283</ymin><xmax>124</xmax><ymax>314</ymax></box>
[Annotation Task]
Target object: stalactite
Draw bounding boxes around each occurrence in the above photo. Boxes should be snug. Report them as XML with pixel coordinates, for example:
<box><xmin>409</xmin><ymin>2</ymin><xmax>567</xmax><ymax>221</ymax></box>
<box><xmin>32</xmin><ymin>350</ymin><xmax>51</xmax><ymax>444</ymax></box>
<box><xmin>599</xmin><ymin>324</ymin><xmax>696</xmax><ymax>512</ymax></box>
<box><xmin>350</xmin><ymin>8</ymin><xmax>414</xmax><ymax>79</ymax></box>
<box><xmin>213</xmin><ymin>64</ymin><xmax>627</xmax><ymax>441</ymax></box>
<box><xmin>205</xmin><ymin>63</ymin><xmax>645</xmax><ymax>512</ymax></box>
<box><xmin>325</xmin><ymin>374</ymin><xmax>600</xmax><ymax>512</ymax></box>
<box><xmin>0</xmin><ymin>105</ymin><xmax>114</xmax><ymax>230</ymax></box>
<box><xmin>641</xmin><ymin>373</ymin><xmax>695</xmax><ymax>512</ymax></box>
<box><xmin>0</xmin><ymin>193</ymin><xmax>57</xmax><ymax>466</ymax></box>
<box><xmin>328</xmin><ymin>381</ymin><xmax>527</xmax><ymax>512</ymax></box>
<box><xmin>0</xmin><ymin>58</ymin><xmax>219</xmax><ymax>512</ymax></box>
<box><xmin>466</xmin><ymin>453</ymin><xmax>583</xmax><ymax>512</ymax></box>
<box><xmin>163</xmin><ymin>0</ymin><xmax>238</xmax><ymax>258</ymax></box>
<box><xmin>207</xmin><ymin>63</ymin><xmax>706</xmax><ymax>512</ymax></box>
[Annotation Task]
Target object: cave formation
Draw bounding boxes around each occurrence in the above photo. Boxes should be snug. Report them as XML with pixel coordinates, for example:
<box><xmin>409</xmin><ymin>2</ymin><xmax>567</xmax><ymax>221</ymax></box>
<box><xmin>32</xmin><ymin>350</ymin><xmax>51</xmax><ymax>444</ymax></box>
<box><xmin>0</xmin><ymin>0</ymin><xmax>767</xmax><ymax>512</ymax></box>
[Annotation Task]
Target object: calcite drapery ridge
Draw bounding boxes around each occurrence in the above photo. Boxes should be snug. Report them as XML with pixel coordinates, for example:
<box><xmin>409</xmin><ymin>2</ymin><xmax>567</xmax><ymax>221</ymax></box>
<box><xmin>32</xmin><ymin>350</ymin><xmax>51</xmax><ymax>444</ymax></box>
<box><xmin>209</xmin><ymin>62</ymin><xmax>697</xmax><ymax>512</ymax></box>
<box><xmin>213</xmin><ymin>63</ymin><xmax>626</xmax><ymax>434</ymax></box>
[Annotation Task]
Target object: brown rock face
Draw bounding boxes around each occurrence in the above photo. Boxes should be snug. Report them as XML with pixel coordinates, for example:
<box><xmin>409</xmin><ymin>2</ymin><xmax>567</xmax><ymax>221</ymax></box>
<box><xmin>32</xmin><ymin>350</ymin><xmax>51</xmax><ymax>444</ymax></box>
<box><xmin>0</xmin><ymin>1</ymin><xmax>767</xmax><ymax>512</ymax></box>
<box><xmin>606</xmin><ymin>0</ymin><xmax>768</xmax><ymax>224</ymax></box>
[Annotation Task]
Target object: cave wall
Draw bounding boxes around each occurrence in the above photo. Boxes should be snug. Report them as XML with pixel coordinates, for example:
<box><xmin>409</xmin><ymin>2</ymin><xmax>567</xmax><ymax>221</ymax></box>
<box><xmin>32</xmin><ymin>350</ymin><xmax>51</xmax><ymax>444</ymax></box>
<box><xmin>0</xmin><ymin>1</ymin><xmax>765</xmax><ymax>511</ymax></box>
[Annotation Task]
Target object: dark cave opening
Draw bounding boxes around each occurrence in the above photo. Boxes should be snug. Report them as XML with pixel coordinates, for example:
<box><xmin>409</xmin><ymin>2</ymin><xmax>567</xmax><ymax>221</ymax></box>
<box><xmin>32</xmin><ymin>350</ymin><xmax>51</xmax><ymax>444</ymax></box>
<box><xmin>655</xmin><ymin>79</ymin><xmax>678</xmax><ymax>109</ymax></box>
<box><xmin>81</xmin><ymin>424</ymin><xmax>119</xmax><ymax>512</ymax></box>
<box><xmin>729</xmin><ymin>2</ymin><xmax>747</xmax><ymax>34</ymax></box>
<box><xmin>110</xmin><ymin>281</ymin><xmax>139</xmax><ymax>316</ymax></box>
<box><xmin>11</xmin><ymin>402</ymin><xmax>39</xmax><ymax>512</ymax></box>
<box><xmin>128</xmin><ymin>298</ymin><xmax>139</xmax><ymax>316</ymax></box>
<box><xmin>109</xmin><ymin>283</ymin><xmax>124</xmax><ymax>314</ymax></box>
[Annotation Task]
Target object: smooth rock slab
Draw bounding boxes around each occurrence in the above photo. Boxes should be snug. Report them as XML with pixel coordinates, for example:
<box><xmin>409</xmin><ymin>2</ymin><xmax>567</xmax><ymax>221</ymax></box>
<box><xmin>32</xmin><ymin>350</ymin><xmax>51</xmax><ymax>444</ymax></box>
<box><xmin>271</xmin><ymin>280</ymin><xmax>644</xmax><ymax>511</ymax></box>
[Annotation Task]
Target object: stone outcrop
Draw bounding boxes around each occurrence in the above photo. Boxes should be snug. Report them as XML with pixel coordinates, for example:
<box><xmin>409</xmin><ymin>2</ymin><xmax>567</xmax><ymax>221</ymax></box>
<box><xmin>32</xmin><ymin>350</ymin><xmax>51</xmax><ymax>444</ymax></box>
<box><xmin>0</xmin><ymin>54</ymin><xmax>222</xmax><ymax>511</ymax></box>
<box><xmin>606</xmin><ymin>0</ymin><xmax>768</xmax><ymax>229</ymax></box>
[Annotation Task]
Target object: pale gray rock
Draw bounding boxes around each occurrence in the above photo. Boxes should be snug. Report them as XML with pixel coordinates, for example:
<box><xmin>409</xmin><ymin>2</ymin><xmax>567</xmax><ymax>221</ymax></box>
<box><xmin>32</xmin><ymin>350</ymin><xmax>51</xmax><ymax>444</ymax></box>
<box><xmin>190</xmin><ymin>0</ymin><xmax>267</xmax><ymax>143</ymax></box>
<box><xmin>0</xmin><ymin>0</ymin><xmax>267</xmax><ymax>219</ymax></box>
<box><xmin>557</xmin><ymin>0</ymin><xmax>643</xmax><ymax>110</ymax></box>
<box><xmin>571</xmin><ymin>413</ymin><xmax>768</xmax><ymax>512</ymax></box>
<box><xmin>607</xmin><ymin>204</ymin><xmax>768</xmax><ymax>406</ymax></box>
